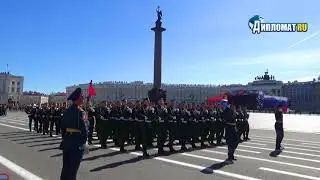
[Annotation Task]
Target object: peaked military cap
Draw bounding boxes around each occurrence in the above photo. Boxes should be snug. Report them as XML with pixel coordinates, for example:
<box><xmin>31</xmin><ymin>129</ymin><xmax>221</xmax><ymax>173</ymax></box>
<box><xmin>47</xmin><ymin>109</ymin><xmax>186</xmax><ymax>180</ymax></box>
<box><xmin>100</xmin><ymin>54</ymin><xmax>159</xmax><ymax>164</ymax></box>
<box><xmin>67</xmin><ymin>88</ymin><xmax>82</xmax><ymax>101</ymax></box>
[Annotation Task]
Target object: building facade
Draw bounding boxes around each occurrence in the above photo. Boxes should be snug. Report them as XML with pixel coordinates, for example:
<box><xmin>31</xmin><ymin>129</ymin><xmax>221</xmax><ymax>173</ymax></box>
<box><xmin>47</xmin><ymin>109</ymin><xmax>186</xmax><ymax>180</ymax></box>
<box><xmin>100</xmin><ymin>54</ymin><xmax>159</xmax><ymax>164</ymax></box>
<box><xmin>66</xmin><ymin>72</ymin><xmax>319</xmax><ymax>112</ymax></box>
<box><xmin>48</xmin><ymin>93</ymin><xmax>67</xmax><ymax>104</ymax></box>
<box><xmin>247</xmin><ymin>71</ymin><xmax>283</xmax><ymax>96</ymax></box>
<box><xmin>20</xmin><ymin>95</ymin><xmax>49</xmax><ymax>106</ymax></box>
<box><xmin>282</xmin><ymin>81</ymin><xmax>320</xmax><ymax>112</ymax></box>
<box><xmin>0</xmin><ymin>72</ymin><xmax>24</xmax><ymax>104</ymax></box>
<box><xmin>66</xmin><ymin>81</ymin><xmax>221</xmax><ymax>104</ymax></box>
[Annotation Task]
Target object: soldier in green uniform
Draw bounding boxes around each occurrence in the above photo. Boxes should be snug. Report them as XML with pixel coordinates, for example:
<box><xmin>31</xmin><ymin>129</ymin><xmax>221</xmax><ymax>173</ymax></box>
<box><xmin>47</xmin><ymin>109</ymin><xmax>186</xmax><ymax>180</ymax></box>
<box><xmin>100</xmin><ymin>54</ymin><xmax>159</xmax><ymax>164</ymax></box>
<box><xmin>155</xmin><ymin>99</ymin><xmax>169</xmax><ymax>154</ymax></box>
<box><xmin>86</xmin><ymin>103</ymin><xmax>96</xmax><ymax>145</ymax></box>
<box><xmin>25</xmin><ymin>105</ymin><xmax>36</xmax><ymax>132</ymax></box>
<box><xmin>215</xmin><ymin>106</ymin><xmax>225</xmax><ymax>145</ymax></box>
<box><xmin>132</xmin><ymin>100</ymin><xmax>150</xmax><ymax>157</ymax></box>
<box><xmin>167</xmin><ymin>101</ymin><xmax>179</xmax><ymax>152</ymax></box>
<box><xmin>145</xmin><ymin>100</ymin><xmax>156</xmax><ymax>148</ymax></box>
<box><xmin>49</xmin><ymin>104</ymin><xmax>56</xmax><ymax>137</ymax></box>
<box><xmin>200</xmin><ymin>106</ymin><xmax>210</xmax><ymax>147</ymax></box>
<box><xmin>224</xmin><ymin>103</ymin><xmax>239</xmax><ymax>163</ymax></box>
<box><xmin>95</xmin><ymin>101</ymin><xmax>112</xmax><ymax>149</ymax></box>
<box><xmin>54</xmin><ymin>104</ymin><xmax>62</xmax><ymax>135</ymax></box>
<box><xmin>42</xmin><ymin>104</ymin><xmax>50</xmax><ymax>135</ymax></box>
<box><xmin>242</xmin><ymin>106</ymin><xmax>250</xmax><ymax>140</ymax></box>
<box><xmin>59</xmin><ymin>88</ymin><xmax>89</xmax><ymax>180</ymax></box>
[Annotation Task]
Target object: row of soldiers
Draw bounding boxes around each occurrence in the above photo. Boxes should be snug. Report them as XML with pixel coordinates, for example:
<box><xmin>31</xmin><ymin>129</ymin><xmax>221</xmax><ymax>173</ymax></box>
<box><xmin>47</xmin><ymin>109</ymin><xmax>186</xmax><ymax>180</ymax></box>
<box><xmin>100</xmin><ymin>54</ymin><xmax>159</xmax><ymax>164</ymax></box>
<box><xmin>24</xmin><ymin>99</ymin><xmax>249</xmax><ymax>157</ymax></box>
<box><xmin>91</xmin><ymin>99</ymin><xmax>250</xmax><ymax>157</ymax></box>
<box><xmin>0</xmin><ymin>104</ymin><xmax>8</xmax><ymax>116</ymax></box>
<box><xmin>25</xmin><ymin>103</ymin><xmax>67</xmax><ymax>136</ymax></box>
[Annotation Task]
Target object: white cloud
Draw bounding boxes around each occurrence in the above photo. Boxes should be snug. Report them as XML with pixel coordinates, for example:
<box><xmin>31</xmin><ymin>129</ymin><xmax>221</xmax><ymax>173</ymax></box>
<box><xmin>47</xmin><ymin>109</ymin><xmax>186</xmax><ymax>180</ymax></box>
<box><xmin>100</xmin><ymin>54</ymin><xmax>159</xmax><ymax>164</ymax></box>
<box><xmin>229</xmin><ymin>48</ymin><xmax>320</xmax><ymax>67</ymax></box>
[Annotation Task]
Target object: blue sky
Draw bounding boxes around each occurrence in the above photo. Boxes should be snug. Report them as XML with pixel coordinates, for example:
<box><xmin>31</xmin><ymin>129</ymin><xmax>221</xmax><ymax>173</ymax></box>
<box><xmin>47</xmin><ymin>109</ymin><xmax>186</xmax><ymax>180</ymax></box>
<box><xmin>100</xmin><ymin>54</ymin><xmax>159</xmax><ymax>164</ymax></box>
<box><xmin>0</xmin><ymin>0</ymin><xmax>319</xmax><ymax>93</ymax></box>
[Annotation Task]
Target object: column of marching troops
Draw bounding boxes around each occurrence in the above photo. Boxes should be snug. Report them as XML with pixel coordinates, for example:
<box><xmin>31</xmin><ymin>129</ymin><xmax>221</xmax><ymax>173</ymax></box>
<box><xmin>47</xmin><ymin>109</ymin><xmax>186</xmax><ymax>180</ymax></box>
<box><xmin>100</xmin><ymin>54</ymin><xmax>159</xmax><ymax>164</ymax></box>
<box><xmin>0</xmin><ymin>104</ymin><xmax>8</xmax><ymax>116</ymax></box>
<box><xmin>25</xmin><ymin>98</ymin><xmax>250</xmax><ymax>157</ymax></box>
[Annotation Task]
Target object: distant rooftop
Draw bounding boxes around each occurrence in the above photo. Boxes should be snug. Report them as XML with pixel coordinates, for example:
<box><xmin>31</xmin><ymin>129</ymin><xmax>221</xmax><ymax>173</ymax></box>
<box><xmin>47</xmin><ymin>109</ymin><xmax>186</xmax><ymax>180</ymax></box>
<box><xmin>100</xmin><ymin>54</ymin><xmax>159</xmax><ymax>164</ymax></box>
<box><xmin>66</xmin><ymin>81</ymin><xmax>220</xmax><ymax>88</ymax></box>
<box><xmin>50</xmin><ymin>92</ymin><xmax>67</xmax><ymax>96</ymax></box>
<box><xmin>23</xmin><ymin>91</ymin><xmax>47</xmax><ymax>96</ymax></box>
<box><xmin>254</xmin><ymin>70</ymin><xmax>276</xmax><ymax>81</ymax></box>
<box><xmin>0</xmin><ymin>72</ymin><xmax>24</xmax><ymax>78</ymax></box>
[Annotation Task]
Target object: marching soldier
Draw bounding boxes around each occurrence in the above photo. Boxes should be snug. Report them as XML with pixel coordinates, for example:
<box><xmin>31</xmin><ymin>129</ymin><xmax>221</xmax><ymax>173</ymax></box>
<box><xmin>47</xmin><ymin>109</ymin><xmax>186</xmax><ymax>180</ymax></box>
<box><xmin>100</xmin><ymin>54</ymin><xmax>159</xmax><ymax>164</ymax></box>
<box><xmin>207</xmin><ymin>106</ymin><xmax>216</xmax><ymax>145</ymax></box>
<box><xmin>236</xmin><ymin>106</ymin><xmax>244</xmax><ymax>141</ymax></box>
<box><xmin>95</xmin><ymin>101</ymin><xmax>109</xmax><ymax>148</ymax></box>
<box><xmin>242</xmin><ymin>106</ymin><xmax>250</xmax><ymax>140</ymax></box>
<box><xmin>215</xmin><ymin>106</ymin><xmax>225</xmax><ymax>145</ymax></box>
<box><xmin>38</xmin><ymin>105</ymin><xmax>44</xmax><ymax>133</ymax></box>
<box><xmin>0</xmin><ymin>104</ymin><xmax>3</xmax><ymax>116</ymax></box>
<box><xmin>49</xmin><ymin>104</ymin><xmax>56</xmax><ymax>137</ymax></box>
<box><xmin>180</xmin><ymin>104</ymin><xmax>196</xmax><ymax>150</ymax></box>
<box><xmin>167</xmin><ymin>100</ymin><xmax>179</xmax><ymax>152</ymax></box>
<box><xmin>200</xmin><ymin>106</ymin><xmax>210</xmax><ymax>147</ymax></box>
<box><xmin>86</xmin><ymin>103</ymin><xmax>96</xmax><ymax>145</ymax></box>
<box><xmin>190</xmin><ymin>105</ymin><xmax>200</xmax><ymax>148</ymax></box>
<box><xmin>34</xmin><ymin>105</ymin><xmax>40</xmax><ymax>133</ymax></box>
<box><xmin>133</xmin><ymin>100</ymin><xmax>150</xmax><ymax>157</ymax></box>
<box><xmin>155</xmin><ymin>99</ymin><xmax>170</xmax><ymax>154</ymax></box>
<box><xmin>111</xmin><ymin>100</ymin><xmax>128</xmax><ymax>152</ymax></box>
<box><xmin>54</xmin><ymin>104</ymin><xmax>62</xmax><ymax>135</ymax></box>
<box><xmin>25</xmin><ymin>105</ymin><xmax>35</xmax><ymax>132</ymax></box>
<box><xmin>145</xmin><ymin>100</ymin><xmax>157</xmax><ymax>148</ymax></box>
<box><xmin>42</xmin><ymin>104</ymin><xmax>50</xmax><ymax>135</ymax></box>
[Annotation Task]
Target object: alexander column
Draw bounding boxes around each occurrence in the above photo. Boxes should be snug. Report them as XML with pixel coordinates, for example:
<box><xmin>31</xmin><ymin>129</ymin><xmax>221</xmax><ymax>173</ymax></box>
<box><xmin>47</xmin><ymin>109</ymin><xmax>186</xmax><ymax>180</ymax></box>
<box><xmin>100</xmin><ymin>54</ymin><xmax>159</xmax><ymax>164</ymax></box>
<box><xmin>148</xmin><ymin>6</ymin><xmax>166</xmax><ymax>102</ymax></box>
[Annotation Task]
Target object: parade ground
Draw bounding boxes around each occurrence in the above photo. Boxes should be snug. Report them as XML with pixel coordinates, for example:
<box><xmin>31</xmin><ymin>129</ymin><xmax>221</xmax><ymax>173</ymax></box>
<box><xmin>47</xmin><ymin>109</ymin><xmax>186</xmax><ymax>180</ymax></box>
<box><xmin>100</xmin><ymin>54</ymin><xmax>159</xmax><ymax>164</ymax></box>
<box><xmin>1</xmin><ymin>112</ymin><xmax>320</xmax><ymax>180</ymax></box>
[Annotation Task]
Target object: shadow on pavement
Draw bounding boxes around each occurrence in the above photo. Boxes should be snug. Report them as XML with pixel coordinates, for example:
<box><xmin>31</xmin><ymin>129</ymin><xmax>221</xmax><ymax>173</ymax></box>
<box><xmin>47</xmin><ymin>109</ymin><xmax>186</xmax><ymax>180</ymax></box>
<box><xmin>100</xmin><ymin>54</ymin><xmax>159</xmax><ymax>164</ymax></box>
<box><xmin>11</xmin><ymin>135</ymin><xmax>56</xmax><ymax>141</ymax></box>
<box><xmin>39</xmin><ymin>147</ymin><xmax>60</xmax><ymax>152</ymax></box>
<box><xmin>0</xmin><ymin>131</ymin><xmax>27</xmax><ymax>135</ymax></box>
<box><xmin>1</xmin><ymin>132</ymin><xmax>33</xmax><ymax>137</ymax></box>
<box><xmin>6</xmin><ymin>133</ymin><xmax>41</xmax><ymax>139</ymax></box>
<box><xmin>28</xmin><ymin>141</ymin><xmax>61</xmax><ymax>147</ymax></box>
<box><xmin>201</xmin><ymin>161</ymin><xmax>231</xmax><ymax>174</ymax></box>
<box><xmin>50</xmin><ymin>147</ymin><xmax>102</xmax><ymax>157</ymax></box>
<box><xmin>51</xmin><ymin>152</ymin><xmax>63</xmax><ymax>157</ymax></box>
<box><xmin>19</xmin><ymin>138</ymin><xmax>61</xmax><ymax>144</ymax></box>
<box><xmin>90</xmin><ymin>156</ymin><xmax>144</xmax><ymax>172</ymax></box>
<box><xmin>83</xmin><ymin>151</ymin><xmax>123</xmax><ymax>161</ymax></box>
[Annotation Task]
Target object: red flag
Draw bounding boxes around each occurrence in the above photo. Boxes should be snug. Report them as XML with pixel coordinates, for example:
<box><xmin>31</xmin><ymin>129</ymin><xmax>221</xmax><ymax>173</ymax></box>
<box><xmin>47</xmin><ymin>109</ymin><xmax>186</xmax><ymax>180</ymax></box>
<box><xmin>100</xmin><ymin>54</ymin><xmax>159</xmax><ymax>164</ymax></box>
<box><xmin>88</xmin><ymin>80</ymin><xmax>96</xmax><ymax>97</ymax></box>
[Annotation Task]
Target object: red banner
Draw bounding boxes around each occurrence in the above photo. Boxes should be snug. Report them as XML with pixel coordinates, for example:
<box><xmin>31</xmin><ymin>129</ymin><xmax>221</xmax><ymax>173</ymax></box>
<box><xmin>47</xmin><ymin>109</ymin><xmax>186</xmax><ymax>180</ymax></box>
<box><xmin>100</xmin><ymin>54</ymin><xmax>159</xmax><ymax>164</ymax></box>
<box><xmin>88</xmin><ymin>80</ymin><xmax>96</xmax><ymax>97</ymax></box>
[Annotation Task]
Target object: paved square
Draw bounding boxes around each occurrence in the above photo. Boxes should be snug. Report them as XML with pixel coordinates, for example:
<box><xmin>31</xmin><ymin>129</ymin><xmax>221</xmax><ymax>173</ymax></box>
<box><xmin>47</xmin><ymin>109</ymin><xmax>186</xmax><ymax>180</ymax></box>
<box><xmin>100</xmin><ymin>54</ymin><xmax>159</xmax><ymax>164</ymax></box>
<box><xmin>0</xmin><ymin>112</ymin><xmax>320</xmax><ymax>180</ymax></box>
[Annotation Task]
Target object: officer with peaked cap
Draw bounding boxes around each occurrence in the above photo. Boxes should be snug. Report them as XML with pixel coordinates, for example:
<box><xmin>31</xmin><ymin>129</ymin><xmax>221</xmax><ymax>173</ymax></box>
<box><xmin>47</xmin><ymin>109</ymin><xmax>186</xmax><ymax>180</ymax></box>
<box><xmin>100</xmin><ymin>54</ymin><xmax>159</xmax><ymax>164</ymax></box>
<box><xmin>60</xmin><ymin>88</ymin><xmax>89</xmax><ymax>180</ymax></box>
<box><xmin>223</xmin><ymin>103</ymin><xmax>239</xmax><ymax>164</ymax></box>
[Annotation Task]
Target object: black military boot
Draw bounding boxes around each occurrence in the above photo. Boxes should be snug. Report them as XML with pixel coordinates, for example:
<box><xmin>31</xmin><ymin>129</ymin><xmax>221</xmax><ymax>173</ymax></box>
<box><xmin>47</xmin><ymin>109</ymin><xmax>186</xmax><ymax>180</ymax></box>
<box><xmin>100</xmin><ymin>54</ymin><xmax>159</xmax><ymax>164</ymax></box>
<box><xmin>135</xmin><ymin>146</ymin><xmax>141</xmax><ymax>151</ymax></box>
<box><xmin>120</xmin><ymin>146</ymin><xmax>127</xmax><ymax>152</ymax></box>
<box><xmin>181</xmin><ymin>146</ymin><xmax>187</xmax><ymax>151</ymax></box>
<box><xmin>169</xmin><ymin>146</ymin><xmax>176</xmax><ymax>153</ymax></box>
<box><xmin>143</xmin><ymin>151</ymin><xmax>150</xmax><ymax>158</ymax></box>
<box><xmin>101</xmin><ymin>143</ymin><xmax>107</xmax><ymax>149</ymax></box>
<box><xmin>158</xmin><ymin>148</ymin><xmax>165</xmax><ymax>155</ymax></box>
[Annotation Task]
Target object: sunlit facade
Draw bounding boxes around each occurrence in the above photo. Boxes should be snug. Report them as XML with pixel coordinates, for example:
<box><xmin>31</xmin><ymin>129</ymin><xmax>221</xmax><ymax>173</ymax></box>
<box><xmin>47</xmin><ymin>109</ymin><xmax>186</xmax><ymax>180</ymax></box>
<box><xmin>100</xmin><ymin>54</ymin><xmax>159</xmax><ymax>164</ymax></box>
<box><xmin>66</xmin><ymin>81</ymin><xmax>221</xmax><ymax>103</ymax></box>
